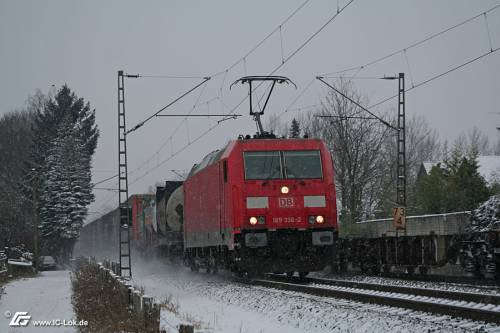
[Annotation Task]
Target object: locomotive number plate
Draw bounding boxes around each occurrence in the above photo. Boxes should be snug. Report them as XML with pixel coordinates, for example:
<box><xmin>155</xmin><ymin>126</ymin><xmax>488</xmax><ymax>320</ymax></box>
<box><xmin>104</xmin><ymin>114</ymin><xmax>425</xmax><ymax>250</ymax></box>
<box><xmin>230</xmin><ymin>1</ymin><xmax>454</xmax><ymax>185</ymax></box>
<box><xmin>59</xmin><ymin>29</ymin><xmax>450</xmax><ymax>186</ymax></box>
<box><xmin>272</xmin><ymin>216</ymin><xmax>302</xmax><ymax>224</ymax></box>
<box><xmin>278</xmin><ymin>197</ymin><xmax>295</xmax><ymax>208</ymax></box>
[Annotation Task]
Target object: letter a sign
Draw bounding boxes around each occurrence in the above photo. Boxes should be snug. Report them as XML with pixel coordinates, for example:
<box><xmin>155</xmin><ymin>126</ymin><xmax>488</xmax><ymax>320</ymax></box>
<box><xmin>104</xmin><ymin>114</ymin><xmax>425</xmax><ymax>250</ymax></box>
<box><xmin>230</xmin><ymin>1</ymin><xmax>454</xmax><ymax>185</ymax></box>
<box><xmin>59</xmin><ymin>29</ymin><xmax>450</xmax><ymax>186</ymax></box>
<box><xmin>392</xmin><ymin>207</ymin><xmax>406</xmax><ymax>229</ymax></box>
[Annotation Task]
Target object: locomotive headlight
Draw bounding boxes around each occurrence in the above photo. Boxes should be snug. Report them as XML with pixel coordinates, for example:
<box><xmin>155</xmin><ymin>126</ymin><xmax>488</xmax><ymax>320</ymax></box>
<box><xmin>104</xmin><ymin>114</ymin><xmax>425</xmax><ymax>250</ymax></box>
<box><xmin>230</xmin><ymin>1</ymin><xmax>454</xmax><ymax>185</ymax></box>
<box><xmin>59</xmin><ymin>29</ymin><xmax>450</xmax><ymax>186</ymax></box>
<box><xmin>249</xmin><ymin>216</ymin><xmax>258</xmax><ymax>225</ymax></box>
<box><xmin>281</xmin><ymin>186</ymin><xmax>289</xmax><ymax>194</ymax></box>
<box><xmin>257</xmin><ymin>216</ymin><xmax>265</xmax><ymax>224</ymax></box>
<box><xmin>316</xmin><ymin>215</ymin><xmax>325</xmax><ymax>224</ymax></box>
<box><xmin>308</xmin><ymin>216</ymin><xmax>315</xmax><ymax>224</ymax></box>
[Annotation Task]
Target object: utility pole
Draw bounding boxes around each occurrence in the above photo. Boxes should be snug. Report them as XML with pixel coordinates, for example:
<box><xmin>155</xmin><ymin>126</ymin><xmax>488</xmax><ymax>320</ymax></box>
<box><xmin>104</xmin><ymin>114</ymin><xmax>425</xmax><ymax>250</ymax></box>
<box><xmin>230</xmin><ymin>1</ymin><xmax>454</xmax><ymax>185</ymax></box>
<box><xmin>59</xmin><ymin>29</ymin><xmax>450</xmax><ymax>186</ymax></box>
<box><xmin>396</xmin><ymin>73</ymin><xmax>406</xmax><ymax>217</ymax></box>
<box><xmin>115</xmin><ymin>71</ymin><xmax>230</xmax><ymax>278</ymax></box>
<box><xmin>316</xmin><ymin>73</ymin><xmax>406</xmax><ymax>230</ymax></box>
<box><xmin>385</xmin><ymin>73</ymin><xmax>406</xmax><ymax>231</ymax></box>
<box><xmin>118</xmin><ymin>70</ymin><xmax>132</xmax><ymax>279</ymax></box>
<box><xmin>31</xmin><ymin>169</ymin><xmax>39</xmax><ymax>272</ymax></box>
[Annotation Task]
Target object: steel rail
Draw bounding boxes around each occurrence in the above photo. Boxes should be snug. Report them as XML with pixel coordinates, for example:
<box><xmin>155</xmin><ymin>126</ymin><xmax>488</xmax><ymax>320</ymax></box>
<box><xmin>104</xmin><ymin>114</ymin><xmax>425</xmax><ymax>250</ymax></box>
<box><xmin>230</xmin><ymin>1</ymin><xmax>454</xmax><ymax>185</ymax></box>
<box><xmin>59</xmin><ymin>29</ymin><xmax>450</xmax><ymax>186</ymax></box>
<box><xmin>269</xmin><ymin>275</ymin><xmax>500</xmax><ymax>306</ymax></box>
<box><xmin>238</xmin><ymin>277</ymin><xmax>500</xmax><ymax>324</ymax></box>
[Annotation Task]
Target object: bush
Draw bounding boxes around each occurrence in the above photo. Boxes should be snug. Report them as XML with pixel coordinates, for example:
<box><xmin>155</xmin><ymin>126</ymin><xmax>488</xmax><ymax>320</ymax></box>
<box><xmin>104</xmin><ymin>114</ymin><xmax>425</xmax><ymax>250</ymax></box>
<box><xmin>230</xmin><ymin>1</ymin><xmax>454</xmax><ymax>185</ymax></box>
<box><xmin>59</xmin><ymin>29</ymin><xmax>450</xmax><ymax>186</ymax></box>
<box><xmin>71</xmin><ymin>262</ymin><xmax>145</xmax><ymax>332</ymax></box>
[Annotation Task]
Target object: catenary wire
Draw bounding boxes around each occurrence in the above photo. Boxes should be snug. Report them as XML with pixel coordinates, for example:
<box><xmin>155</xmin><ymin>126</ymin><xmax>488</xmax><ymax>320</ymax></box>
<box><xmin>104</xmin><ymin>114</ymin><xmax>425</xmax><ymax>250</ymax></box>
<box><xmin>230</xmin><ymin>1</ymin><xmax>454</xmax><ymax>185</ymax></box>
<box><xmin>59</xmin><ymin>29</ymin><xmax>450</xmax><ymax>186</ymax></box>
<box><xmin>92</xmin><ymin>0</ymin><xmax>353</xmax><ymax>189</ymax></box>
<box><xmin>321</xmin><ymin>4</ymin><xmax>500</xmax><ymax>76</ymax></box>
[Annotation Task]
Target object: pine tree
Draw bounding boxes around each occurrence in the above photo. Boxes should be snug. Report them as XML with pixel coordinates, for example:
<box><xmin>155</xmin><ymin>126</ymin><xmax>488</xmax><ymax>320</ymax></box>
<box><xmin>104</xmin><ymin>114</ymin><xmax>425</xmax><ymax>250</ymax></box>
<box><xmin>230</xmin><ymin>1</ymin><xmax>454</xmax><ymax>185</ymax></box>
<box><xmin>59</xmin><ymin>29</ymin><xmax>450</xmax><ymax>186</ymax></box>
<box><xmin>415</xmin><ymin>152</ymin><xmax>490</xmax><ymax>213</ymax></box>
<box><xmin>39</xmin><ymin>117</ymin><xmax>94</xmax><ymax>259</ymax></box>
<box><xmin>33</xmin><ymin>86</ymin><xmax>98</xmax><ymax>261</ymax></box>
<box><xmin>32</xmin><ymin>85</ymin><xmax>98</xmax><ymax>167</ymax></box>
<box><xmin>289</xmin><ymin>118</ymin><xmax>301</xmax><ymax>138</ymax></box>
<box><xmin>415</xmin><ymin>164</ymin><xmax>448</xmax><ymax>214</ymax></box>
<box><xmin>444</xmin><ymin>152</ymin><xmax>489</xmax><ymax>211</ymax></box>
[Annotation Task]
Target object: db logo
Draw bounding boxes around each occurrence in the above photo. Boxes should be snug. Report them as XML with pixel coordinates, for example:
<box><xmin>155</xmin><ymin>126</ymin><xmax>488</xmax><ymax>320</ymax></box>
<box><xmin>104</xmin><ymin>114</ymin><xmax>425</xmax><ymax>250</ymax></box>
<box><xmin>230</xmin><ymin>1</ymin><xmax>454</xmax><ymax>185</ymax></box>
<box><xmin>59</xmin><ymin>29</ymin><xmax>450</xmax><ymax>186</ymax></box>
<box><xmin>9</xmin><ymin>312</ymin><xmax>31</xmax><ymax>327</ymax></box>
<box><xmin>278</xmin><ymin>197</ymin><xmax>295</xmax><ymax>208</ymax></box>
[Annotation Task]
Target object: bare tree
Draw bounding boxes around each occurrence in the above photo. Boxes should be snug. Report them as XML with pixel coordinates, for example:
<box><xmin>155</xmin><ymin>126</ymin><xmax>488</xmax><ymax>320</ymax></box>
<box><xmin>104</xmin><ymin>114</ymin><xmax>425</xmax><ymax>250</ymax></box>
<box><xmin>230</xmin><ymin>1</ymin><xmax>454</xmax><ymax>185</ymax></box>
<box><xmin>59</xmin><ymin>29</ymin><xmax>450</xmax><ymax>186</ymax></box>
<box><xmin>378</xmin><ymin>114</ymin><xmax>442</xmax><ymax>214</ymax></box>
<box><xmin>301</xmin><ymin>79</ymin><xmax>444</xmax><ymax>226</ymax></box>
<box><xmin>302</xmin><ymin>80</ymin><xmax>391</xmax><ymax>229</ymax></box>
<box><xmin>468</xmin><ymin>126</ymin><xmax>490</xmax><ymax>155</ymax></box>
<box><xmin>451</xmin><ymin>126</ymin><xmax>490</xmax><ymax>157</ymax></box>
<box><xmin>265</xmin><ymin>113</ymin><xmax>288</xmax><ymax>137</ymax></box>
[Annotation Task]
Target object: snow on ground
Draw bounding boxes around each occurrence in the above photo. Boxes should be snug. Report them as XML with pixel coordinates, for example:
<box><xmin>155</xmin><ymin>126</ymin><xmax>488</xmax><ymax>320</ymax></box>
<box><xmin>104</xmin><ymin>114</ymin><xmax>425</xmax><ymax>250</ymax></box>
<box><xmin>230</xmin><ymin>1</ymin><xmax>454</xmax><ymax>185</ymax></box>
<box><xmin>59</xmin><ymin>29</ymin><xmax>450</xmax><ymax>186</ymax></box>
<box><xmin>133</xmin><ymin>258</ymin><xmax>500</xmax><ymax>333</ymax></box>
<box><xmin>310</xmin><ymin>271</ymin><xmax>500</xmax><ymax>296</ymax></box>
<box><xmin>0</xmin><ymin>271</ymin><xmax>77</xmax><ymax>333</ymax></box>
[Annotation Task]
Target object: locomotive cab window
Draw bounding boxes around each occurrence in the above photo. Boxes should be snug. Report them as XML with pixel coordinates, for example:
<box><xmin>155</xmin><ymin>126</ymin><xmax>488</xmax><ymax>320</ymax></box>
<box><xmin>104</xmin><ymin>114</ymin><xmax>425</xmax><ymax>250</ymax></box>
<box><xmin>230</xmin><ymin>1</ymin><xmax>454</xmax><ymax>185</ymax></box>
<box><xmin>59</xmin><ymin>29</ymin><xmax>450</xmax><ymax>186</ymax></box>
<box><xmin>283</xmin><ymin>150</ymin><xmax>323</xmax><ymax>179</ymax></box>
<box><xmin>244</xmin><ymin>151</ymin><xmax>282</xmax><ymax>180</ymax></box>
<box><xmin>244</xmin><ymin>150</ymin><xmax>323</xmax><ymax>180</ymax></box>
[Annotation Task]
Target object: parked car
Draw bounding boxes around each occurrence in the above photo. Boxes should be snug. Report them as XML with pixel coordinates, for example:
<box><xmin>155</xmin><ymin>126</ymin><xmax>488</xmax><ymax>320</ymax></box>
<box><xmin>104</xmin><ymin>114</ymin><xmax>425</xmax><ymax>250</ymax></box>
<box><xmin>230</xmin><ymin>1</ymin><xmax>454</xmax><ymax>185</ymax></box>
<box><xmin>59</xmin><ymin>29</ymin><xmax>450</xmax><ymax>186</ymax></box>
<box><xmin>38</xmin><ymin>256</ymin><xmax>57</xmax><ymax>271</ymax></box>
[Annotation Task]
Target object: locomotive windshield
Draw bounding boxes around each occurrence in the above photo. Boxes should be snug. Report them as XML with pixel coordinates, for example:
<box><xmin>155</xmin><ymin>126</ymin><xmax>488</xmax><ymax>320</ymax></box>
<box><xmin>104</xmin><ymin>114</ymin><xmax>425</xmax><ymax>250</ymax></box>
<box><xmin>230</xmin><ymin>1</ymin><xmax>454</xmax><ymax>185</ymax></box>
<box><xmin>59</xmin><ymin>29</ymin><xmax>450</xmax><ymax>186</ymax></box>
<box><xmin>244</xmin><ymin>151</ymin><xmax>282</xmax><ymax>180</ymax></box>
<box><xmin>283</xmin><ymin>150</ymin><xmax>322</xmax><ymax>179</ymax></box>
<box><xmin>244</xmin><ymin>150</ymin><xmax>323</xmax><ymax>180</ymax></box>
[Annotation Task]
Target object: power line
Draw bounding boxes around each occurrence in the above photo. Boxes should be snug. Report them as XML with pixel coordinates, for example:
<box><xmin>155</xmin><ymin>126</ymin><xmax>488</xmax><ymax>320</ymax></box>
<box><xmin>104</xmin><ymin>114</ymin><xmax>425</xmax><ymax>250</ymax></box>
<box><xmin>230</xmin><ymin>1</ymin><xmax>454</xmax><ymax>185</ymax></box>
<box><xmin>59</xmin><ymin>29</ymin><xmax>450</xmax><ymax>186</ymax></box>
<box><xmin>129</xmin><ymin>0</ymin><xmax>356</xmax><ymax>183</ymax></box>
<box><xmin>272</xmin><ymin>0</ymin><xmax>355</xmax><ymax>77</ymax></box>
<box><xmin>124</xmin><ymin>75</ymin><xmax>212</xmax><ymax>177</ymax></box>
<box><xmin>316</xmin><ymin>76</ymin><xmax>397</xmax><ymax>130</ymax></box>
<box><xmin>210</xmin><ymin>0</ymin><xmax>312</xmax><ymax>77</ymax></box>
<box><xmin>321</xmin><ymin>4</ymin><xmax>500</xmax><ymax>76</ymax></box>
<box><xmin>128</xmin><ymin>74</ymin><xmax>208</xmax><ymax>79</ymax></box>
<box><xmin>129</xmin><ymin>121</ymin><xmax>223</xmax><ymax>186</ymax></box>
<box><xmin>93</xmin><ymin>173</ymin><xmax>120</xmax><ymax>187</ymax></box>
<box><xmin>126</xmin><ymin>77</ymin><xmax>210</xmax><ymax>135</ymax></box>
<box><xmin>92</xmin><ymin>1</ymin><xmax>353</xmax><ymax>188</ymax></box>
<box><xmin>277</xmin><ymin>77</ymin><xmax>316</xmax><ymax>119</ymax></box>
<box><xmin>368</xmin><ymin>47</ymin><xmax>500</xmax><ymax>109</ymax></box>
<box><xmin>229</xmin><ymin>0</ymin><xmax>355</xmax><ymax>117</ymax></box>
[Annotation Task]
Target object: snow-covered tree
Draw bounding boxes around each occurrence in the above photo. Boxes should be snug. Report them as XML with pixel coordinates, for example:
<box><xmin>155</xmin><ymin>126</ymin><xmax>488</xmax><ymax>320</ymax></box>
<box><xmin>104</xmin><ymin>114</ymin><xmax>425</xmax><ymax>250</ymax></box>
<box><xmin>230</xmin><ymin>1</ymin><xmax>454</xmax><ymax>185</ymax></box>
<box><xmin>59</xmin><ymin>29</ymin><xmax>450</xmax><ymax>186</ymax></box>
<box><xmin>33</xmin><ymin>86</ymin><xmax>98</xmax><ymax>261</ymax></box>
<box><xmin>415</xmin><ymin>151</ymin><xmax>490</xmax><ymax>214</ymax></box>
<box><xmin>470</xmin><ymin>195</ymin><xmax>500</xmax><ymax>232</ymax></box>
<box><xmin>39</xmin><ymin>117</ymin><xmax>93</xmax><ymax>259</ymax></box>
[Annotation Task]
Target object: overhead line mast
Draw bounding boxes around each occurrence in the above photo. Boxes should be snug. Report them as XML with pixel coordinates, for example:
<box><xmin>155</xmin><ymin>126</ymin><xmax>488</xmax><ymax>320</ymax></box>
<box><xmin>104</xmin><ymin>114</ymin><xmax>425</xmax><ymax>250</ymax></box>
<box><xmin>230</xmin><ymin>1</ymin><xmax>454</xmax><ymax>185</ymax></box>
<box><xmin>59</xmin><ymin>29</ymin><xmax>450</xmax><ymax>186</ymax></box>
<box><xmin>117</xmin><ymin>70</ymin><xmax>132</xmax><ymax>278</ymax></box>
<box><xmin>316</xmin><ymin>74</ymin><xmax>406</xmax><ymax>229</ymax></box>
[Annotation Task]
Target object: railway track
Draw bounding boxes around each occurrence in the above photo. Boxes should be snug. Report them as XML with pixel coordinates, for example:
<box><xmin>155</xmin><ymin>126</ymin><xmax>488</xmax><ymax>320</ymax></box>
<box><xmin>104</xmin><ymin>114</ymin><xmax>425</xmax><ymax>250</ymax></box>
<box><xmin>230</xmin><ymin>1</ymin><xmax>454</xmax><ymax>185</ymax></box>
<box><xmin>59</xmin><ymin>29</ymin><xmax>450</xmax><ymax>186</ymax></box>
<box><xmin>273</xmin><ymin>275</ymin><xmax>500</xmax><ymax>305</ymax></box>
<box><xmin>237</xmin><ymin>275</ymin><xmax>500</xmax><ymax>324</ymax></box>
<box><xmin>327</xmin><ymin>270</ymin><xmax>500</xmax><ymax>287</ymax></box>
<box><xmin>378</xmin><ymin>272</ymin><xmax>500</xmax><ymax>287</ymax></box>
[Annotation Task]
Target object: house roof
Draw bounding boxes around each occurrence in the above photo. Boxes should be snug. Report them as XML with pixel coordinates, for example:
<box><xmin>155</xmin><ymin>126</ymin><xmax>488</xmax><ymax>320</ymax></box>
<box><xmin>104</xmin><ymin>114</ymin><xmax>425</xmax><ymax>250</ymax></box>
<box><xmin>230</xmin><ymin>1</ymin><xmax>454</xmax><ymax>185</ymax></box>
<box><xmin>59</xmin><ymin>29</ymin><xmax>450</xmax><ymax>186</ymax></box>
<box><xmin>421</xmin><ymin>155</ymin><xmax>500</xmax><ymax>185</ymax></box>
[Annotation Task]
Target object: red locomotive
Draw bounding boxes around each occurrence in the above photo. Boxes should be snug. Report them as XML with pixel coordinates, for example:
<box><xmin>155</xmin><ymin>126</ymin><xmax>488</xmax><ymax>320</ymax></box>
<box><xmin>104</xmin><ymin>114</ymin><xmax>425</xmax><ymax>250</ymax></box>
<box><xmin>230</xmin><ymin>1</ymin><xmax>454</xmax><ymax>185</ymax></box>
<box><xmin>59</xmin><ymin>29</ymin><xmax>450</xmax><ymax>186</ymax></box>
<box><xmin>183</xmin><ymin>136</ymin><xmax>338</xmax><ymax>276</ymax></box>
<box><xmin>78</xmin><ymin>76</ymin><xmax>338</xmax><ymax>277</ymax></box>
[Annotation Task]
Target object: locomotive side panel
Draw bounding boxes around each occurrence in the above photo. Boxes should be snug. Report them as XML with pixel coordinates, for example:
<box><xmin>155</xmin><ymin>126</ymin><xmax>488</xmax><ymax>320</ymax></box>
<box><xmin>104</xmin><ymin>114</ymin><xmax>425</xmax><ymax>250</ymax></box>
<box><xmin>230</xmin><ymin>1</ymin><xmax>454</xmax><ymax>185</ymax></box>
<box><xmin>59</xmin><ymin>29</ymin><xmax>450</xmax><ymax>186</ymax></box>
<box><xmin>184</xmin><ymin>162</ymin><xmax>223</xmax><ymax>248</ymax></box>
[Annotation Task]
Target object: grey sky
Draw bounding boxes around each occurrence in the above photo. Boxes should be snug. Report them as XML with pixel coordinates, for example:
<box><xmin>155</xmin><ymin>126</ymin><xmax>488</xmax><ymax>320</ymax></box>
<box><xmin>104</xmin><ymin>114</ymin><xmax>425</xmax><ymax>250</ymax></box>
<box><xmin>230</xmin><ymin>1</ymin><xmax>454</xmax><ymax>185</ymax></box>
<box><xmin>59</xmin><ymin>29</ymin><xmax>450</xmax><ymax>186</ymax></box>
<box><xmin>1</xmin><ymin>0</ymin><xmax>499</xmax><ymax>218</ymax></box>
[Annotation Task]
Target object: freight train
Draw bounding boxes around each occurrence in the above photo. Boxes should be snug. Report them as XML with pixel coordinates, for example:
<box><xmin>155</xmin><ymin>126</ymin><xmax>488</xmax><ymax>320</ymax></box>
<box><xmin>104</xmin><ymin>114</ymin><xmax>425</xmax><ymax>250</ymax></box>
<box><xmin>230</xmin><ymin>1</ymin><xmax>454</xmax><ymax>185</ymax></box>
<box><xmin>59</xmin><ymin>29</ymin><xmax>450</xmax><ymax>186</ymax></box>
<box><xmin>337</xmin><ymin>212</ymin><xmax>500</xmax><ymax>279</ymax></box>
<box><xmin>78</xmin><ymin>136</ymin><xmax>337</xmax><ymax>277</ymax></box>
<box><xmin>77</xmin><ymin>135</ymin><xmax>500</xmax><ymax>280</ymax></box>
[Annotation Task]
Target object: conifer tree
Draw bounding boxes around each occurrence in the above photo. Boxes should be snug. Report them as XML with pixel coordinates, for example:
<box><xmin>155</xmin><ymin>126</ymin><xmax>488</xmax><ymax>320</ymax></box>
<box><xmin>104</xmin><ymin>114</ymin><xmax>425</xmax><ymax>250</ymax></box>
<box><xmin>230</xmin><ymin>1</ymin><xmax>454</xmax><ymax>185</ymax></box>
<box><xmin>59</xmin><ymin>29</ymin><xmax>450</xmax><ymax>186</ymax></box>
<box><xmin>33</xmin><ymin>86</ymin><xmax>98</xmax><ymax>261</ymax></box>
<box><xmin>289</xmin><ymin>118</ymin><xmax>301</xmax><ymax>138</ymax></box>
<box><xmin>415</xmin><ymin>151</ymin><xmax>490</xmax><ymax>213</ymax></box>
<box><xmin>39</xmin><ymin>117</ymin><xmax>94</xmax><ymax>259</ymax></box>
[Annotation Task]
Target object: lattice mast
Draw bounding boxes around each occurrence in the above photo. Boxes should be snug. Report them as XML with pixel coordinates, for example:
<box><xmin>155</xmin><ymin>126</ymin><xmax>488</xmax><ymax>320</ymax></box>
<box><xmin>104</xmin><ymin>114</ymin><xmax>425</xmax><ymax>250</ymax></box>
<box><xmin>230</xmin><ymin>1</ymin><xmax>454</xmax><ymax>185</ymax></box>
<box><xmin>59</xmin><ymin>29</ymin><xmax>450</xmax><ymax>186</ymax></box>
<box><xmin>117</xmin><ymin>70</ymin><xmax>132</xmax><ymax>278</ymax></box>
